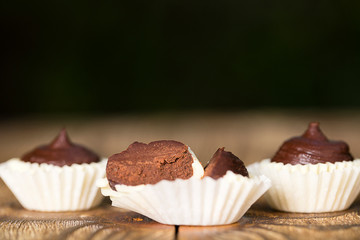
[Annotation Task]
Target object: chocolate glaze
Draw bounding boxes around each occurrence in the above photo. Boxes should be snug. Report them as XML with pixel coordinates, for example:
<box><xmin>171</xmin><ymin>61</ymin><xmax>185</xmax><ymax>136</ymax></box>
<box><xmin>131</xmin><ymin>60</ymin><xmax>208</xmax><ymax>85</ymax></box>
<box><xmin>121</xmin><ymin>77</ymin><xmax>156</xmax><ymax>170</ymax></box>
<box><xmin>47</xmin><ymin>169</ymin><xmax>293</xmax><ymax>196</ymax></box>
<box><xmin>106</xmin><ymin>140</ymin><xmax>195</xmax><ymax>189</ymax></box>
<box><xmin>204</xmin><ymin>148</ymin><xmax>249</xmax><ymax>179</ymax></box>
<box><xmin>21</xmin><ymin>129</ymin><xmax>100</xmax><ymax>166</ymax></box>
<box><xmin>271</xmin><ymin>122</ymin><xmax>353</xmax><ymax>165</ymax></box>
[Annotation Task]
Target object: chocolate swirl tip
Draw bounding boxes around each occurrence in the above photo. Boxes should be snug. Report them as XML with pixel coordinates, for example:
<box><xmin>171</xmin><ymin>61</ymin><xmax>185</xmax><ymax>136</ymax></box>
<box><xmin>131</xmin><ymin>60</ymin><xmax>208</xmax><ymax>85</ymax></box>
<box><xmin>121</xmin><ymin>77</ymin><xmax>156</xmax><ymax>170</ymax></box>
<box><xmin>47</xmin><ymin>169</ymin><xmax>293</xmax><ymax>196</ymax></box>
<box><xmin>302</xmin><ymin>122</ymin><xmax>328</xmax><ymax>141</ymax></box>
<box><xmin>50</xmin><ymin>128</ymin><xmax>72</xmax><ymax>149</ymax></box>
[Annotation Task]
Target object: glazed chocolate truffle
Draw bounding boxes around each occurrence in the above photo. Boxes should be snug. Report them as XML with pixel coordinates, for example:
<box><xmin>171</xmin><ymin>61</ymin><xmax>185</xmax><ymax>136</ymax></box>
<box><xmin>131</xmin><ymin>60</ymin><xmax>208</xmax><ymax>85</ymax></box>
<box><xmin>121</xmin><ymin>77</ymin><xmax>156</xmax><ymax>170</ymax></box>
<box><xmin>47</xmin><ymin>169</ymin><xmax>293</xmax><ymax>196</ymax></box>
<box><xmin>204</xmin><ymin>148</ymin><xmax>249</xmax><ymax>179</ymax></box>
<box><xmin>106</xmin><ymin>140</ymin><xmax>198</xmax><ymax>188</ymax></box>
<box><xmin>21</xmin><ymin>129</ymin><xmax>100</xmax><ymax>166</ymax></box>
<box><xmin>271</xmin><ymin>122</ymin><xmax>353</xmax><ymax>165</ymax></box>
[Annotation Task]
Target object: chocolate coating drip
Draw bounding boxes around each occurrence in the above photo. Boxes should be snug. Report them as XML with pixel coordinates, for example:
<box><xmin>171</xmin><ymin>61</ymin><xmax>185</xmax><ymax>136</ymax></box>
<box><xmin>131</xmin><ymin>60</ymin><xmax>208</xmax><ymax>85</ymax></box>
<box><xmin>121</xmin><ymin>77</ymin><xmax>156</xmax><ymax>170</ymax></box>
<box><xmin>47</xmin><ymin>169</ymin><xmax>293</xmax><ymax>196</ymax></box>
<box><xmin>106</xmin><ymin>140</ymin><xmax>194</xmax><ymax>189</ymax></box>
<box><xmin>21</xmin><ymin>129</ymin><xmax>100</xmax><ymax>166</ymax></box>
<box><xmin>204</xmin><ymin>148</ymin><xmax>249</xmax><ymax>179</ymax></box>
<box><xmin>271</xmin><ymin>122</ymin><xmax>353</xmax><ymax>165</ymax></box>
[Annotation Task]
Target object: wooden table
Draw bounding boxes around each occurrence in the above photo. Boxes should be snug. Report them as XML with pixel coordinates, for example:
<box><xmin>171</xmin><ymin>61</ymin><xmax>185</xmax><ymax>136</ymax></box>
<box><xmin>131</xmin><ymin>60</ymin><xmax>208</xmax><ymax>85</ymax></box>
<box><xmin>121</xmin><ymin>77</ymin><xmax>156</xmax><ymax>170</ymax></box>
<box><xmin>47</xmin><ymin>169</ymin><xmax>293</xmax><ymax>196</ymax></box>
<box><xmin>1</xmin><ymin>111</ymin><xmax>360</xmax><ymax>239</ymax></box>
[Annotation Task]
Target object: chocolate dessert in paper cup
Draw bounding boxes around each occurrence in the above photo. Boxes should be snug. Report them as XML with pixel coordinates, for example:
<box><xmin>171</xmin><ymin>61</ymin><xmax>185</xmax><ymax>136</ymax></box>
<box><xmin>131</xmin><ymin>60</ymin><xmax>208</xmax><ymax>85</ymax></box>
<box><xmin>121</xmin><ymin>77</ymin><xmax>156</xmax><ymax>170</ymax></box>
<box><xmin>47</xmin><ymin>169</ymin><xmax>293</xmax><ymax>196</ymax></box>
<box><xmin>98</xmin><ymin>141</ymin><xmax>271</xmax><ymax>226</ymax></box>
<box><xmin>248</xmin><ymin>122</ymin><xmax>360</xmax><ymax>213</ymax></box>
<box><xmin>0</xmin><ymin>129</ymin><xmax>107</xmax><ymax>211</ymax></box>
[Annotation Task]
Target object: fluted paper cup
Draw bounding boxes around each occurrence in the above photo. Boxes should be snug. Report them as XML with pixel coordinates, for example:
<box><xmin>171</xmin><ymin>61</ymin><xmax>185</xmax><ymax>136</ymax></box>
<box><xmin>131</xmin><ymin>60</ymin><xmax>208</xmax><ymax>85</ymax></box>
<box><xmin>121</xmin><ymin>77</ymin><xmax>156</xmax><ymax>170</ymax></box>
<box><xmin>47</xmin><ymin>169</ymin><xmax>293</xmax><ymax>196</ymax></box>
<box><xmin>98</xmin><ymin>171</ymin><xmax>271</xmax><ymax>226</ymax></box>
<box><xmin>247</xmin><ymin>159</ymin><xmax>360</xmax><ymax>213</ymax></box>
<box><xmin>0</xmin><ymin>158</ymin><xmax>107</xmax><ymax>211</ymax></box>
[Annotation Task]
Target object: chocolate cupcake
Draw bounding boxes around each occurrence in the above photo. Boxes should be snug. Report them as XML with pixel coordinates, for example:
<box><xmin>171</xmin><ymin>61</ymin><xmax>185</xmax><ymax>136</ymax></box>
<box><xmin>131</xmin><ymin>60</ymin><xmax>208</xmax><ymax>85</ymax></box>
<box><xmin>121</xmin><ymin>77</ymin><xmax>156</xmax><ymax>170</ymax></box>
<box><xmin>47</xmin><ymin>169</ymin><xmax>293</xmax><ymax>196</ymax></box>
<box><xmin>98</xmin><ymin>143</ymin><xmax>270</xmax><ymax>225</ymax></box>
<box><xmin>0</xmin><ymin>129</ymin><xmax>107</xmax><ymax>211</ymax></box>
<box><xmin>248</xmin><ymin>122</ymin><xmax>360</xmax><ymax>213</ymax></box>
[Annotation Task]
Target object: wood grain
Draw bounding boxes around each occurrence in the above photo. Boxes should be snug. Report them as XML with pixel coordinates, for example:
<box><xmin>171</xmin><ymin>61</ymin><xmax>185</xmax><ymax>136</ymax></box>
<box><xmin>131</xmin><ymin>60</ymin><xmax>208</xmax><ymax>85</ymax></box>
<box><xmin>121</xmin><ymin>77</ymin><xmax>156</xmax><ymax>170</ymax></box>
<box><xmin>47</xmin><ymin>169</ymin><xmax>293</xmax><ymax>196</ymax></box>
<box><xmin>0</xmin><ymin>201</ymin><xmax>174</xmax><ymax>240</ymax></box>
<box><xmin>2</xmin><ymin>185</ymin><xmax>360</xmax><ymax>240</ymax></box>
<box><xmin>2</xmin><ymin>112</ymin><xmax>360</xmax><ymax>239</ymax></box>
<box><xmin>178</xmin><ymin>200</ymin><xmax>360</xmax><ymax>240</ymax></box>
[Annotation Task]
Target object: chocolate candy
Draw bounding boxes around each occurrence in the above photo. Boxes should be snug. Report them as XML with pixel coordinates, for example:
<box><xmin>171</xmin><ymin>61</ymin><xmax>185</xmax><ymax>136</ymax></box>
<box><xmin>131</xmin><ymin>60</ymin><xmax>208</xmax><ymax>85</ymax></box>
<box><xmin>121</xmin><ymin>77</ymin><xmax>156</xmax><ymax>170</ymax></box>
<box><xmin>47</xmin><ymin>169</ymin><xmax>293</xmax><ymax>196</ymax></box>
<box><xmin>271</xmin><ymin>122</ymin><xmax>353</xmax><ymax>165</ymax></box>
<box><xmin>204</xmin><ymin>148</ymin><xmax>248</xmax><ymax>179</ymax></box>
<box><xmin>21</xmin><ymin>129</ymin><xmax>100</xmax><ymax>166</ymax></box>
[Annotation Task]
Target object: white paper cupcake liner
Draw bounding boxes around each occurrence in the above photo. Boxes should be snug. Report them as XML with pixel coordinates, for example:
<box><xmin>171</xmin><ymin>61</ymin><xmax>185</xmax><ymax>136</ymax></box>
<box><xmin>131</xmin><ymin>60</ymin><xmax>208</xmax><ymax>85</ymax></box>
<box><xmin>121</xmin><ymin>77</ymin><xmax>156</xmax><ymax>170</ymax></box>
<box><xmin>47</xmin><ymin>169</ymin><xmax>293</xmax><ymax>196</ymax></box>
<box><xmin>97</xmin><ymin>172</ymin><xmax>271</xmax><ymax>226</ymax></box>
<box><xmin>247</xmin><ymin>159</ymin><xmax>360</xmax><ymax>213</ymax></box>
<box><xmin>188</xmin><ymin>147</ymin><xmax>205</xmax><ymax>178</ymax></box>
<box><xmin>0</xmin><ymin>158</ymin><xmax>107</xmax><ymax>211</ymax></box>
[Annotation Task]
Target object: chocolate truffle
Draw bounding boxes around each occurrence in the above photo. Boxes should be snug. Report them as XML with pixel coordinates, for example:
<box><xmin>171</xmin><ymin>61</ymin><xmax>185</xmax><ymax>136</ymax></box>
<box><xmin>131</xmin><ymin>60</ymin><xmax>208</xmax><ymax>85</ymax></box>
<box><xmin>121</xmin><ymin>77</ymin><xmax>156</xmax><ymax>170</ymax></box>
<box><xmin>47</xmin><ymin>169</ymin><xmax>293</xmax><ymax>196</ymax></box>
<box><xmin>21</xmin><ymin>129</ymin><xmax>100</xmax><ymax>166</ymax></box>
<box><xmin>204</xmin><ymin>148</ymin><xmax>249</xmax><ymax>179</ymax></box>
<box><xmin>271</xmin><ymin>122</ymin><xmax>353</xmax><ymax>165</ymax></box>
<box><xmin>106</xmin><ymin>140</ymin><xmax>199</xmax><ymax>188</ymax></box>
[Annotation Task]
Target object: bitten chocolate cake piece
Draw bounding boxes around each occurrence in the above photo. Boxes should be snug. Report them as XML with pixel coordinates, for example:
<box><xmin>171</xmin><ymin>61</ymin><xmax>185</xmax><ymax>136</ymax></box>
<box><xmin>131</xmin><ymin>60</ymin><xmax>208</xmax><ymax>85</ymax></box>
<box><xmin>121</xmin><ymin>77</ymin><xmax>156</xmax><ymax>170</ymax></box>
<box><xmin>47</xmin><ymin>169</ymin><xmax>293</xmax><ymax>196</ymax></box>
<box><xmin>204</xmin><ymin>148</ymin><xmax>249</xmax><ymax>179</ymax></box>
<box><xmin>106</xmin><ymin>140</ymin><xmax>196</xmax><ymax>189</ymax></box>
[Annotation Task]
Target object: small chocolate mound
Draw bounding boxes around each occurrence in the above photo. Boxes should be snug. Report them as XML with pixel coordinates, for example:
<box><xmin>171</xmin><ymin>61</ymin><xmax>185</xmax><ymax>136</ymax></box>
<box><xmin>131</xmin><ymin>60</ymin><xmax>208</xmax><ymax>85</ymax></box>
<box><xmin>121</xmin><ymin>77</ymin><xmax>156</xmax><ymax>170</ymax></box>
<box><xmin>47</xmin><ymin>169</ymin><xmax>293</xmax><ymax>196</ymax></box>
<box><xmin>21</xmin><ymin>129</ymin><xmax>100</xmax><ymax>166</ymax></box>
<box><xmin>271</xmin><ymin>122</ymin><xmax>353</xmax><ymax>165</ymax></box>
<box><xmin>204</xmin><ymin>148</ymin><xmax>249</xmax><ymax>179</ymax></box>
<box><xmin>106</xmin><ymin>140</ymin><xmax>195</xmax><ymax>189</ymax></box>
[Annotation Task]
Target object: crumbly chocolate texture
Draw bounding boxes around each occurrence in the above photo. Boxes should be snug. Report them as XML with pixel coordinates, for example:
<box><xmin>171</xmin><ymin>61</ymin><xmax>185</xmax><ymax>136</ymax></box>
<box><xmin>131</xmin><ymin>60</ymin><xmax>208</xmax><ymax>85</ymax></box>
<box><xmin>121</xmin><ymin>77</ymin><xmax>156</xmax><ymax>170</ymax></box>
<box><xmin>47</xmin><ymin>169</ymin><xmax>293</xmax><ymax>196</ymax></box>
<box><xmin>106</xmin><ymin>140</ymin><xmax>194</xmax><ymax>188</ymax></box>
<box><xmin>204</xmin><ymin>148</ymin><xmax>249</xmax><ymax>179</ymax></box>
<box><xmin>21</xmin><ymin>129</ymin><xmax>100</xmax><ymax>166</ymax></box>
<box><xmin>271</xmin><ymin>122</ymin><xmax>353</xmax><ymax>165</ymax></box>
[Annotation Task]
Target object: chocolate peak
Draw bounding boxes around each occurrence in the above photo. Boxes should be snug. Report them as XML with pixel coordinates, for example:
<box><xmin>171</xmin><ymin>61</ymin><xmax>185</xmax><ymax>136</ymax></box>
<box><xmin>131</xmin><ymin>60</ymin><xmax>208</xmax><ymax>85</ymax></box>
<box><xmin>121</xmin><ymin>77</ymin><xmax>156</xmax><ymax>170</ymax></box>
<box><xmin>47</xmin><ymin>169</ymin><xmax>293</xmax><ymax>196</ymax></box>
<box><xmin>204</xmin><ymin>148</ymin><xmax>249</xmax><ymax>179</ymax></box>
<box><xmin>50</xmin><ymin>128</ymin><xmax>72</xmax><ymax>149</ymax></box>
<box><xmin>271</xmin><ymin>122</ymin><xmax>353</xmax><ymax>165</ymax></box>
<box><xmin>302</xmin><ymin>122</ymin><xmax>328</xmax><ymax>141</ymax></box>
<box><xmin>21</xmin><ymin>129</ymin><xmax>100</xmax><ymax>166</ymax></box>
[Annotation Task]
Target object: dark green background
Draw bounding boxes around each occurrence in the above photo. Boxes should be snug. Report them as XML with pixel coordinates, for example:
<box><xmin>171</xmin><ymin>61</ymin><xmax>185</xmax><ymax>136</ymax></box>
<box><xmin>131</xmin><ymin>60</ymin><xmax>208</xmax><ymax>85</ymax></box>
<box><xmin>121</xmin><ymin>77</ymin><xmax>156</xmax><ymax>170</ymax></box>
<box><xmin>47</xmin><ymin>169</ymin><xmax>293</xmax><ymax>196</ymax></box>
<box><xmin>1</xmin><ymin>1</ymin><xmax>360</xmax><ymax>116</ymax></box>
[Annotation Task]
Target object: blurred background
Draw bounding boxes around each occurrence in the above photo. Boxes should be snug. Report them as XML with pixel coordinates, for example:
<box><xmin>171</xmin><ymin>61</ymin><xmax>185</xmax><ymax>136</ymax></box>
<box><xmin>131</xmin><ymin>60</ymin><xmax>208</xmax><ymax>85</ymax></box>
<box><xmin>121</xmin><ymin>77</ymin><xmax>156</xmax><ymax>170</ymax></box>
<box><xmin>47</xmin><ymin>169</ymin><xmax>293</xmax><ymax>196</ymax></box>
<box><xmin>1</xmin><ymin>1</ymin><xmax>360</xmax><ymax>166</ymax></box>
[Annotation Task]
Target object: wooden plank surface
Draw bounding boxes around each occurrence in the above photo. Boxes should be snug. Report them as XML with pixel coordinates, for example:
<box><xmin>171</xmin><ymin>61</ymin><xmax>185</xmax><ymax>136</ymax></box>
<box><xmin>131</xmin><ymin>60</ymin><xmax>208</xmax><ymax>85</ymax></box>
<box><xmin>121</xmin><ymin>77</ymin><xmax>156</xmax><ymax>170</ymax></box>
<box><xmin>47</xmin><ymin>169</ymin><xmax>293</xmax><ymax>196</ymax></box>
<box><xmin>1</xmin><ymin>111</ymin><xmax>360</xmax><ymax>239</ymax></box>
<box><xmin>0</xmin><ymin>198</ymin><xmax>174</xmax><ymax>240</ymax></box>
<box><xmin>178</xmin><ymin>199</ymin><xmax>360</xmax><ymax>240</ymax></box>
